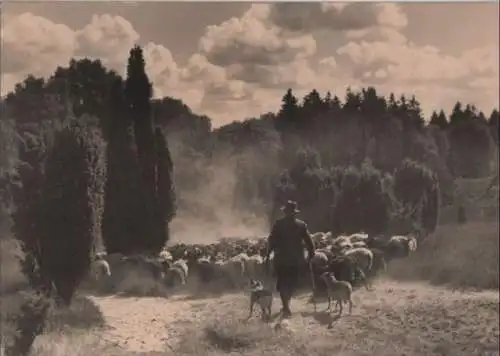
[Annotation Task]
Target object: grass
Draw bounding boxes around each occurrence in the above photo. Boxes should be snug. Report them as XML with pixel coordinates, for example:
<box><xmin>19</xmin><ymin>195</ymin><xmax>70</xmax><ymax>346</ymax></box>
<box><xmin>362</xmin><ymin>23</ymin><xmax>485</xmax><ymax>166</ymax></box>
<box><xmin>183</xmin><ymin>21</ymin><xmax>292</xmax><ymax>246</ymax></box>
<box><xmin>173</xmin><ymin>283</ymin><xmax>499</xmax><ymax>356</ymax></box>
<box><xmin>1</xmin><ymin>220</ymin><xmax>498</xmax><ymax>356</ymax></box>
<box><xmin>387</xmin><ymin>221</ymin><xmax>499</xmax><ymax>290</ymax></box>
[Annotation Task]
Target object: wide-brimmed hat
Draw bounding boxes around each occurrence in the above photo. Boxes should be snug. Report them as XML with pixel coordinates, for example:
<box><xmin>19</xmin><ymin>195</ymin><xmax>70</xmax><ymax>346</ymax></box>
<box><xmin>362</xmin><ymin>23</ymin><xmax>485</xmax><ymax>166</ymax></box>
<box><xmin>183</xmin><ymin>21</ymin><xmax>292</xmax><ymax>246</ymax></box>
<box><xmin>281</xmin><ymin>200</ymin><xmax>300</xmax><ymax>213</ymax></box>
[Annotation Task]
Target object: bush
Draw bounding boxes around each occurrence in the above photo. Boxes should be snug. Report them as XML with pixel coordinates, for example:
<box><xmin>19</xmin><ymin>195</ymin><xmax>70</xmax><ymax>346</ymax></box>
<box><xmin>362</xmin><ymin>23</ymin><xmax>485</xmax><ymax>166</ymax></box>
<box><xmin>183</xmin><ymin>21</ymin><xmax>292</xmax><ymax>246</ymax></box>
<box><xmin>331</xmin><ymin>160</ymin><xmax>392</xmax><ymax>236</ymax></box>
<box><xmin>11</xmin><ymin>123</ymin><xmax>50</xmax><ymax>290</ymax></box>
<box><xmin>393</xmin><ymin>159</ymin><xmax>440</xmax><ymax>235</ymax></box>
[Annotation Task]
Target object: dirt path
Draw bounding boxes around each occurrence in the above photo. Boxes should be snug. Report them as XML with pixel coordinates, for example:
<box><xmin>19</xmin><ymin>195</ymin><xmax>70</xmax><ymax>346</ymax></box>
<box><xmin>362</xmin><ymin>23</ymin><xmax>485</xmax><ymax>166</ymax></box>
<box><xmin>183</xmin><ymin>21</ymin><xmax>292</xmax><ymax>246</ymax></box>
<box><xmin>89</xmin><ymin>295</ymin><xmax>197</xmax><ymax>353</ymax></box>
<box><xmin>89</xmin><ymin>280</ymin><xmax>499</xmax><ymax>354</ymax></box>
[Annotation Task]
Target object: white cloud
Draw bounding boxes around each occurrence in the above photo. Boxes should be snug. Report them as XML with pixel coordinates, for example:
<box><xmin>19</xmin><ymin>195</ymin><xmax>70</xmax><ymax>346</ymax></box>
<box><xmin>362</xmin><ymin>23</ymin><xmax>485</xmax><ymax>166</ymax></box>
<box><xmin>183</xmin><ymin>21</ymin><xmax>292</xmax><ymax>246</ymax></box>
<box><xmin>2</xmin><ymin>13</ymin><xmax>76</xmax><ymax>76</ymax></box>
<box><xmin>75</xmin><ymin>14</ymin><xmax>139</xmax><ymax>72</ymax></box>
<box><xmin>2</xmin><ymin>4</ymin><xmax>498</xmax><ymax>127</ymax></box>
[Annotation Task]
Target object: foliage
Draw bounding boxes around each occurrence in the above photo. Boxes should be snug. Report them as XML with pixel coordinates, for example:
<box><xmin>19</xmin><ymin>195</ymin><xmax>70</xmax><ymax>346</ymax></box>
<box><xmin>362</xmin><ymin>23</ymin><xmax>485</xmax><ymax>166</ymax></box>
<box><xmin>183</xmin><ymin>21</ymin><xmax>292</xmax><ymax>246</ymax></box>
<box><xmin>154</xmin><ymin>126</ymin><xmax>176</xmax><ymax>245</ymax></box>
<box><xmin>393</xmin><ymin>159</ymin><xmax>440</xmax><ymax>235</ymax></box>
<box><xmin>0</xmin><ymin>119</ymin><xmax>19</xmax><ymax>237</ymax></box>
<box><xmin>12</xmin><ymin>118</ymin><xmax>106</xmax><ymax>303</ymax></box>
<box><xmin>3</xmin><ymin>48</ymin><xmax>498</xmax><ymax>250</ymax></box>
<box><xmin>448</xmin><ymin>103</ymin><xmax>494</xmax><ymax>178</ymax></box>
<box><xmin>331</xmin><ymin>159</ymin><xmax>392</xmax><ymax>236</ymax></box>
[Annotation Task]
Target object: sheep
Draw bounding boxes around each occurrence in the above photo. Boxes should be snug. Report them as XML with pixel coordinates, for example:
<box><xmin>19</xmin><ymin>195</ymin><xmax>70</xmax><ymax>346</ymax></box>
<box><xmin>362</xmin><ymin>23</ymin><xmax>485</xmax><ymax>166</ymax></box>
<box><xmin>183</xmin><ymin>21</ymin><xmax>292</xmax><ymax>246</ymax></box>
<box><xmin>211</xmin><ymin>257</ymin><xmax>245</xmax><ymax>288</ymax></box>
<box><xmin>194</xmin><ymin>256</ymin><xmax>216</xmax><ymax>283</ymax></box>
<box><xmin>158</xmin><ymin>249</ymin><xmax>173</xmax><ymax>262</ymax></box>
<box><xmin>164</xmin><ymin>266</ymin><xmax>186</xmax><ymax>287</ymax></box>
<box><xmin>320</xmin><ymin>271</ymin><xmax>353</xmax><ymax>316</ymax></box>
<box><xmin>311</xmin><ymin>255</ymin><xmax>360</xmax><ymax>310</ymax></box>
<box><xmin>385</xmin><ymin>234</ymin><xmax>418</xmax><ymax>260</ymax></box>
<box><xmin>171</xmin><ymin>258</ymin><xmax>189</xmax><ymax>281</ymax></box>
<box><xmin>348</xmin><ymin>232</ymin><xmax>369</xmax><ymax>243</ymax></box>
<box><xmin>233</xmin><ymin>252</ymin><xmax>250</xmax><ymax>262</ymax></box>
<box><xmin>343</xmin><ymin>247</ymin><xmax>374</xmax><ymax>275</ymax></box>
<box><xmin>366</xmin><ymin>248</ymin><xmax>387</xmax><ymax>282</ymax></box>
<box><xmin>245</xmin><ymin>254</ymin><xmax>265</xmax><ymax>279</ymax></box>
<box><xmin>310</xmin><ymin>250</ymin><xmax>330</xmax><ymax>269</ymax></box>
<box><xmin>329</xmin><ymin>255</ymin><xmax>370</xmax><ymax>290</ymax></box>
<box><xmin>315</xmin><ymin>248</ymin><xmax>335</xmax><ymax>260</ymax></box>
<box><xmin>225</xmin><ymin>255</ymin><xmax>246</xmax><ymax>287</ymax></box>
<box><xmin>352</xmin><ymin>241</ymin><xmax>367</xmax><ymax>248</ymax></box>
<box><xmin>311</xmin><ymin>232</ymin><xmax>327</xmax><ymax>240</ymax></box>
<box><xmin>90</xmin><ymin>259</ymin><xmax>111</xmax><ymax>281</ymax></box>
<box><xmin>331</xmin><ymin>235</ymin><xmax>350</xmax><ymax>246</ymax></box>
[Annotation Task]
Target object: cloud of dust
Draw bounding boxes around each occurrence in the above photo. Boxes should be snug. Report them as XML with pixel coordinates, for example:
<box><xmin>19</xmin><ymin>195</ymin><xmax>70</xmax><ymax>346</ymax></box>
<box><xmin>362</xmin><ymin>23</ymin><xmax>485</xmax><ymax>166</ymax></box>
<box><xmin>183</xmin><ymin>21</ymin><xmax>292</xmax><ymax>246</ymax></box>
<box><xmin>168</xmin><ymin>149</ymin><xmax>270</xmax><ymax>245</ymax></box>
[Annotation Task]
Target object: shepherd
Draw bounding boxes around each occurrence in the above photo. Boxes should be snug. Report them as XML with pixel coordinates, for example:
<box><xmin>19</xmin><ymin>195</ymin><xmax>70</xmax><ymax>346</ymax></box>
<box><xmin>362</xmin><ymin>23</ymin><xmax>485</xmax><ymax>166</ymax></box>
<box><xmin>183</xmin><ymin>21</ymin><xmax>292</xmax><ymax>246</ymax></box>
<box><xmin>265</xmin><ymin>200</ymin><xmax>315</xmax><ymax>318</ymax></box>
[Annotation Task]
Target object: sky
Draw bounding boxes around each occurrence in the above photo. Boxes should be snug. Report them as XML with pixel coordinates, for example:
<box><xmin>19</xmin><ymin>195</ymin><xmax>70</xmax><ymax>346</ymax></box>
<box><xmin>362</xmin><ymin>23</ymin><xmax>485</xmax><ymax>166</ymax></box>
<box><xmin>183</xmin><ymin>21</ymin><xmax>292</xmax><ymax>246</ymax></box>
<box><xmin>2</xmin><ymin>1</ymin><xmax>499</xmax><ymax>127</ymax></box>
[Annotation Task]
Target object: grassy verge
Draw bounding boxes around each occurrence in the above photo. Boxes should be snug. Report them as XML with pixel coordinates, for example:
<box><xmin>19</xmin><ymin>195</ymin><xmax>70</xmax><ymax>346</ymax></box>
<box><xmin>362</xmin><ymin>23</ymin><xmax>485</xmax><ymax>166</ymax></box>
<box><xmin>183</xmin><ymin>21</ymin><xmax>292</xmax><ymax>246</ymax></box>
<box><xmin>387</xmin><ymin>221</ymin><xmax>499</xmax><ymax>290</ymax></box>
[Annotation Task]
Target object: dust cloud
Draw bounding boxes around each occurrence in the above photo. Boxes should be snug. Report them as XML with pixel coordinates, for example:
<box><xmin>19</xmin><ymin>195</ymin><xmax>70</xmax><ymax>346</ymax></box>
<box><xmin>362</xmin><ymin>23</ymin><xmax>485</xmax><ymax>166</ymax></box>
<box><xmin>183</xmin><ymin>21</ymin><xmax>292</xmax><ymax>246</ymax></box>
<box><xmin>168</xmin><ymin>146</ymin><xmax>271</xmax><ymax>245</ymax></box>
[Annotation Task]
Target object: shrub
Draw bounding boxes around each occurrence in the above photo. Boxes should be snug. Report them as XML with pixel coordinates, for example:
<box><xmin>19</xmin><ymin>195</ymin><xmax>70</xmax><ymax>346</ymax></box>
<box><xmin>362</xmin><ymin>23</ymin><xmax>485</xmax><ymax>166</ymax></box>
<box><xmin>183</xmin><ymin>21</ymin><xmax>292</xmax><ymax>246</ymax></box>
<box><xmin>331</xmin><ymin>159</ymin><xmax>392</xmax><ymax>236</ymax></box>
<box><xmin>393</xmin><ymin>159</ymin><xmax>440</xmax><ymax>236</ymax></box>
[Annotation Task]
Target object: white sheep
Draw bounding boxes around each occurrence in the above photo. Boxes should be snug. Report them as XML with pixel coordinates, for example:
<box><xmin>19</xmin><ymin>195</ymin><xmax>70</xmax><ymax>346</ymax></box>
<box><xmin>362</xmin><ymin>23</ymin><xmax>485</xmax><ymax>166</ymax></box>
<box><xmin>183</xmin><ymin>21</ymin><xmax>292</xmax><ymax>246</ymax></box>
<box><xmin>165</xmin><ymin>265</ymin><xmax>186</xmax><ymax>286</ymax></box>
<box><xmin>352</xmin><ymin>241</ymin><xmax>367</xmax><ymax>248</ymax></box>
<box><xmin>343</xmin><ymin>247</ymin><xmax>374</xmax><ymax>274</ymax></box>
<box><xmin>212</xmin><ymin>257</ymin><xmax>246</xmax><ymax>288</ymax></box>
<box><xmin>387</xmin><ymin>234</ymin><xmax>418</xmax><ymax>258</ymax></box>
<box><xmin>158</xmin><ymin>249</ymin><xmax>173</xmax><ymax>262</ymax></box>
<box><xmin>245</xmin><ymin>254</ymin><xmax>264</xmax><ymax>279</ymax></box>
<box><xmin>311</xmin><ymin>232</ymin><xmax>327</xmax><ymax>240</ymax></box>
<box><xmin>348</xmin><ymin>232</ymin><xmax>369</xmax><ymax>243</ymax></box>
<box><xmin>332</xmin><ymin>235</ymin><xmax>350</xmax><ymax>246</ymax></box>
<box><xmin>310</xmin><ymin>250</ymin><xmax>329</xmax><ymax>268</ymax></box>
<box><xmin>171</xmin><ymin>258</ymin><xmax>189</xmax><ymax>281</ymax></box>
<box><xmin>320</xmin><ymin>271</ymin><xmax>353</xmax><ymax>316</ymax></box>
<box><xmin>90</xmin><ymin>259</ymin><xmax>111</xmax><ymax>281</ymax></box>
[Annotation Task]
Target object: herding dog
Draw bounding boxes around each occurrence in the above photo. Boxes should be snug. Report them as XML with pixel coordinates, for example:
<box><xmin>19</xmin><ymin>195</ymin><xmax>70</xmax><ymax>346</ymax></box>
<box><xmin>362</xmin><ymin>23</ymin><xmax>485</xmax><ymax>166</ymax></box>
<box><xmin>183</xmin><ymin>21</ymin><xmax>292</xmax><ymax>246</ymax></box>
<box><xmin>247</xmin><ymin>279</ymin><xmax>273</xmax><ymax>321</ymax></box>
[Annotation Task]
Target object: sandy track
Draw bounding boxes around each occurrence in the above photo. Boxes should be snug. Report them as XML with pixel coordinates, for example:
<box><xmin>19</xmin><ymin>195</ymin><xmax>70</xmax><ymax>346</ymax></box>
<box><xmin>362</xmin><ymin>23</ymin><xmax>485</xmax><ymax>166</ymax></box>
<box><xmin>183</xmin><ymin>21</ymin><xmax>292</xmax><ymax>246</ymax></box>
<box><xmin>89</xmin><ymin>280</ymin><xmax>499</xmax><ymax>354</ymax></box>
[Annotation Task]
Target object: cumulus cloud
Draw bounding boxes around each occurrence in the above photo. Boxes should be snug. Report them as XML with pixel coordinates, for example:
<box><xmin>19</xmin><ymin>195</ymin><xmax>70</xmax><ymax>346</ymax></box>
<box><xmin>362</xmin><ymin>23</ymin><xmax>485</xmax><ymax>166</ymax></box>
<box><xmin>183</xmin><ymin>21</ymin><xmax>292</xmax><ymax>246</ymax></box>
<box><xmin>2</xmin><ymin>4</ymin><xmax>498</xmax><ymax>125</ymax></box>
<box><xmin>2</xmin><ymin>13</ymin><xmax>76</xmax><ymax>76</ymax></box>
<box><xmin>333</xmin><ymin>34</ymin><xmax>499</xmax><ymax>114</ymax></box>
<box><xmin>75</xmin><ymin>14</ymin><xmax>139</xmax><ymax>71</ymax></box>
<box><xmin>269</xmin><ymin>3</ymin><xmax>407</xmax><ymax>33</ymax></box>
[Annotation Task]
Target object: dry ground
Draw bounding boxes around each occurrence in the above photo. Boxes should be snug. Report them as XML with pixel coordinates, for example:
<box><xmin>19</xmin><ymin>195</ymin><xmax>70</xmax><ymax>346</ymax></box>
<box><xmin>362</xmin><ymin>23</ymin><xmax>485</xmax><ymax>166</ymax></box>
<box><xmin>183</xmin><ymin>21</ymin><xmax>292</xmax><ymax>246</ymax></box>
<box><xmin>1</xmin><ymin>221</ymin><xmax>499</xmax><ymax>356</ymax></box>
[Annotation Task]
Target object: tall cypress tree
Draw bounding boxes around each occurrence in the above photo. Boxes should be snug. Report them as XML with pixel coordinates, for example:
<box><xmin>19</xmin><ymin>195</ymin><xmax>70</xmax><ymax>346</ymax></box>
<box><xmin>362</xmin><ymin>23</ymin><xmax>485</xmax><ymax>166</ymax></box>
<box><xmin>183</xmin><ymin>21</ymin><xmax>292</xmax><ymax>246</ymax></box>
<box><xmin>123</xmin><ymin>45</ymin><xmax>175</xmax><ymax>253</ymax></box>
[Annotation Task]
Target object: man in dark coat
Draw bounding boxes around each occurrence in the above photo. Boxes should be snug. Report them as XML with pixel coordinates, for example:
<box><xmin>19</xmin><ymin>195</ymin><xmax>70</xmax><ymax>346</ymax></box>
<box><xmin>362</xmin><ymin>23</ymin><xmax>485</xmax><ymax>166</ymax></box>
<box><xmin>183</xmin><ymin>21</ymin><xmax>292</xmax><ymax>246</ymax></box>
<box><xmin>265</xmin><ymin>200</ymin><xmax>315</xmax><ymax>318</ymax></box>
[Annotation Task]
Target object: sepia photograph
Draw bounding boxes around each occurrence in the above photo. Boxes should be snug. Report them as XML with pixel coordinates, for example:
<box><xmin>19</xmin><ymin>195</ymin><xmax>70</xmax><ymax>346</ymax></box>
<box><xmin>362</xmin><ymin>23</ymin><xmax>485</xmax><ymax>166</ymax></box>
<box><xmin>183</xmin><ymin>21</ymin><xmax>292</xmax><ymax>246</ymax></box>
<box><xmin>0</xmin><ymin>2</ymin><xmax>498</xmax><ymax>356</ymax></box>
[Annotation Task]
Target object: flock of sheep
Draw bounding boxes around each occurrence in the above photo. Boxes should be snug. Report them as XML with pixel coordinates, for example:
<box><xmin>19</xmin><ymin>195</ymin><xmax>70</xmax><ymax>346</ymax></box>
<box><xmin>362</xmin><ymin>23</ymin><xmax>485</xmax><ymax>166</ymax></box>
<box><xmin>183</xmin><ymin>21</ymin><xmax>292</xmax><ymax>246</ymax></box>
<box><xmin>91</xmin><ymin>231</ymin><xmax>419</xmax><ymax>303</ymax></box>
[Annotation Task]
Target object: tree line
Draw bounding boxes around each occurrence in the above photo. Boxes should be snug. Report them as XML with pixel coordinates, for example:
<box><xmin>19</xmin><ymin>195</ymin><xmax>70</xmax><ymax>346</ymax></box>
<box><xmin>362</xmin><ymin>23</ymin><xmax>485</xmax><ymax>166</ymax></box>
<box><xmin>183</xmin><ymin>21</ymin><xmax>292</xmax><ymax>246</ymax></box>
<box><xmin>0</xmin><ymin>45</ymin><xmax>498</xmax><ymax>306</ymax></box>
